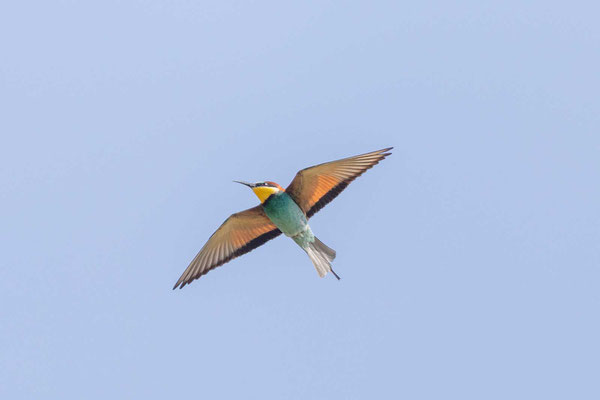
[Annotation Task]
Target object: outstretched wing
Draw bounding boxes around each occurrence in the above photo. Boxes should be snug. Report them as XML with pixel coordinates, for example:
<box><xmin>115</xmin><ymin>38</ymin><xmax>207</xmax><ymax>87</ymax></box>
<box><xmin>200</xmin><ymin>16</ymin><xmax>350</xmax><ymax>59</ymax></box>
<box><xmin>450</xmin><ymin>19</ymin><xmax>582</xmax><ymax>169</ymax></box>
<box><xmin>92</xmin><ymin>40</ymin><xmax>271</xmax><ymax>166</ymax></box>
<box><xmin>286</xmin><ymin>147</ymin><xmax>392</xmax><ymax>218</ymax></box>
<box><xmin>173</xmin><ymin>206</ymin><xmax>281</xmax><ymax>289</ymax></box>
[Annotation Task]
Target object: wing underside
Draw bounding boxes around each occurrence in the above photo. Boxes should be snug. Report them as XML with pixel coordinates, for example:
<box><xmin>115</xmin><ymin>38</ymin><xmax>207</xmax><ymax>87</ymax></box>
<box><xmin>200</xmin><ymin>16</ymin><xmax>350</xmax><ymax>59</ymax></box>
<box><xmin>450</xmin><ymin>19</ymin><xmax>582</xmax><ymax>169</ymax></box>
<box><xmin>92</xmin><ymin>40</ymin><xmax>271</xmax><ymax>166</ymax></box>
<box><xmin>173</xmin><ymin>205</ymin><xmax>281</xmax><ymax>289</ymax></box>
<box><xmin>286</xmin><ymin>147</ymin><xmax>392</xmax><ymax>218</ymax></box>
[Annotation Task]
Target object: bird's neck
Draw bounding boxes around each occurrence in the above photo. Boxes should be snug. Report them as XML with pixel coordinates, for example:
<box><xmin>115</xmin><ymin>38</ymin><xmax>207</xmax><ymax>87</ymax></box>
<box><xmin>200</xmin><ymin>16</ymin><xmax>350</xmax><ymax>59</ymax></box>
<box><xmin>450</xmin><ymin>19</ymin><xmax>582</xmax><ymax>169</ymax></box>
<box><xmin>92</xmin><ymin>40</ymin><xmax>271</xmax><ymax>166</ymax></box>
<box><xmin>252</xmin><ymin>186</ymin><xmax>282</xmax><ymax>203</ymax></box>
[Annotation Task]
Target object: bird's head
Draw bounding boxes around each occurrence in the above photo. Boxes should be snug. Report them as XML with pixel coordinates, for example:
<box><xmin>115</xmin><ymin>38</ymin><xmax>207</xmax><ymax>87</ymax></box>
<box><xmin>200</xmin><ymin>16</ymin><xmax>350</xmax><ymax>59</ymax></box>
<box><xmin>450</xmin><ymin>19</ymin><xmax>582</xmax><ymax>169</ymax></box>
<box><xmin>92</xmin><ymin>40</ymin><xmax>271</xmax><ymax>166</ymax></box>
<box><xmin>234</xmin><ymin>181</ymin><xmax>284</xmax><ymax>203</ymax></box>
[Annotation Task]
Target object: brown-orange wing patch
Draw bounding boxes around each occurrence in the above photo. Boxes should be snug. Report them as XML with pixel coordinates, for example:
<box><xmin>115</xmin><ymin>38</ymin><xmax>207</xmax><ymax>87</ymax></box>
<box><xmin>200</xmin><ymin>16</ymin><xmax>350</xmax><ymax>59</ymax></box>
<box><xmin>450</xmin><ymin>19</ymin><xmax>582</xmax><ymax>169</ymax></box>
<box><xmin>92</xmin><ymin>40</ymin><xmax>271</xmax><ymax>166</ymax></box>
<box><xmin>173</xmin><ymin>205</ymin><xmax>281</xmax><ymax>289</ymax></box>
<box><xmin>286</xmin><ymin>147</ymin><xmax>392</xmax><ymax>218</ymax></box>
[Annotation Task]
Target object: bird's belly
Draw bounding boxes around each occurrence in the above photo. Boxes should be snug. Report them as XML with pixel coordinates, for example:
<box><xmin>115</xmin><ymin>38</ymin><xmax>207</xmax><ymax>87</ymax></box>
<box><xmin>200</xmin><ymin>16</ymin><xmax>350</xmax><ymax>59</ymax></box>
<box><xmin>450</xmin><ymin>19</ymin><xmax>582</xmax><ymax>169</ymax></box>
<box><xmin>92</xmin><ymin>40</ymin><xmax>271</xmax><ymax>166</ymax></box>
<box><xmin>262</xmin><ymin>193</ymin><xmax>307</xmax><ymax>237</ymax></box>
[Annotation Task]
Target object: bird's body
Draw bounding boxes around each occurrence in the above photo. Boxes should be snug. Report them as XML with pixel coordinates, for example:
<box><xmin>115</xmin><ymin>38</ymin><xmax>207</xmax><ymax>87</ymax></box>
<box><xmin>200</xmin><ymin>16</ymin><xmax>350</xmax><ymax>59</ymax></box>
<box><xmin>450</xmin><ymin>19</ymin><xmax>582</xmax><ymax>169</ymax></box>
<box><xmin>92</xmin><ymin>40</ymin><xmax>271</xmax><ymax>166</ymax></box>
<box><xmin>261</xmin><ymin>190</ymin><xmax>337</xmax><ymax>278</ymax></box>
<box><xmin>262</xmin><ymin>191</ymin><xmax>307</xmax><ymax>238</ymax></box>
<box><xmin>173</xmin><ymin>147</ymin><xmax>392</xmax><ymax>289</ymax></box>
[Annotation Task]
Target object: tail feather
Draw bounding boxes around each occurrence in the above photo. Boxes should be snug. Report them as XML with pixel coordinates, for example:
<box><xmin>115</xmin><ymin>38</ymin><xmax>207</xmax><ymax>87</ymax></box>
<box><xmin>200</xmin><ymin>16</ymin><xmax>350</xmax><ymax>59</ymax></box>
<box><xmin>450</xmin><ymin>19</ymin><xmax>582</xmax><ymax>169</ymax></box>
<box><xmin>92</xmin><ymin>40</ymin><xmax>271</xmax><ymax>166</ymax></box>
<box><xmin>306</xmin><ymin>237</ymin><xmax>339</xmax><ymax>279</ymax></box>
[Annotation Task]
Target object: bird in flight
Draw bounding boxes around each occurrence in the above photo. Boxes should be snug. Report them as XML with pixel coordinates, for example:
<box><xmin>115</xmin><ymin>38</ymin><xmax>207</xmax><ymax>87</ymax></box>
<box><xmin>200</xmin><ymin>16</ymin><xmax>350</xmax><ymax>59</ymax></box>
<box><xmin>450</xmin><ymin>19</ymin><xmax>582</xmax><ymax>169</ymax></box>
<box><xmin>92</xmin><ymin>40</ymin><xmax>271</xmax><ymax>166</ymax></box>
<box><xmin>173</xmin><ymin>147</ymin><xmax>393</xmax><ymax>289</ymax></box>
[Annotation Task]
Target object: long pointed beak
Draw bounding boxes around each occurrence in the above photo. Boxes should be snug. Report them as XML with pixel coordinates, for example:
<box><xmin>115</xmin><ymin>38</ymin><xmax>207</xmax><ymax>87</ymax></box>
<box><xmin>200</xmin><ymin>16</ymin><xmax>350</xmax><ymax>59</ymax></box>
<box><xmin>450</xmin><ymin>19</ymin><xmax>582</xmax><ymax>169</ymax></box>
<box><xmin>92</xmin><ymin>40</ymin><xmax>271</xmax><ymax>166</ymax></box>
<box><xmin>233</xmin><ymin>180</ymin><xmax>255</xmax><ymax>188</ymax></box>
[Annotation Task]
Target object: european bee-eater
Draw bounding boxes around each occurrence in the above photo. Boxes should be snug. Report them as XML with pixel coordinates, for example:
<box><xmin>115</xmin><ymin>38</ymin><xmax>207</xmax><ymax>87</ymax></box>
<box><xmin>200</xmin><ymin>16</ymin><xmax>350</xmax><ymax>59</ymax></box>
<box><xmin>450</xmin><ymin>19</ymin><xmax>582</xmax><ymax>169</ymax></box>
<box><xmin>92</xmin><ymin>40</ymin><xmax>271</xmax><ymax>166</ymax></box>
<box><xmin>173</xmin><ymin>147</ymin><xmax>392</xmax><ymax>289</ymax></box>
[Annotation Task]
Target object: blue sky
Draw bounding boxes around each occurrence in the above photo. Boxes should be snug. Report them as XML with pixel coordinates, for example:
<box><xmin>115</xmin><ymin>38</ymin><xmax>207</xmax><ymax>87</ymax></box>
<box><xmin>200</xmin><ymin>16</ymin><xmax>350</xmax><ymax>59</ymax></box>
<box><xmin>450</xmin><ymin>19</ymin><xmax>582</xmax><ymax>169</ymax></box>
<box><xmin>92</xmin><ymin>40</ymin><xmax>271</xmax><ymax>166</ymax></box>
<box><xmin>1</xmin><ymin>1</ymin><xmax>599</xmax><ymax>399</ymax></box>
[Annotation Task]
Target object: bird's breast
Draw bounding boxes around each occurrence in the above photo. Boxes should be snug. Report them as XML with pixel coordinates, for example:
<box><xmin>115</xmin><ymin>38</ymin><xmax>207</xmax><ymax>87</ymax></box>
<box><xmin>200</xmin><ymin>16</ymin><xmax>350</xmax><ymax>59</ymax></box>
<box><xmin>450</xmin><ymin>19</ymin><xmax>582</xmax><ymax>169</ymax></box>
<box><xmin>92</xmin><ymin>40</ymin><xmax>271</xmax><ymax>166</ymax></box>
<box><xmin>262</xmin><ymin>192</ymin><xmax>308</xmax><ymax>237</ymax></box>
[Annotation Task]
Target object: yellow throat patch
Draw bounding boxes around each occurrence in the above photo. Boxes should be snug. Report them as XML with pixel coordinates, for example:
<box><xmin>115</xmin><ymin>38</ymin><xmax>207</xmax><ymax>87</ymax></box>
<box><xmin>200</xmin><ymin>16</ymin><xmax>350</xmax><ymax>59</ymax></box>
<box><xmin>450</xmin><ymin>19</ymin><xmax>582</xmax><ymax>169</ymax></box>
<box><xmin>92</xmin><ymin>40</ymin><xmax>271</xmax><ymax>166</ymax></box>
<box><xmin>252</xmin><ymin>186</ymin><xmax>280</xmax><ymax>203</ymax></box>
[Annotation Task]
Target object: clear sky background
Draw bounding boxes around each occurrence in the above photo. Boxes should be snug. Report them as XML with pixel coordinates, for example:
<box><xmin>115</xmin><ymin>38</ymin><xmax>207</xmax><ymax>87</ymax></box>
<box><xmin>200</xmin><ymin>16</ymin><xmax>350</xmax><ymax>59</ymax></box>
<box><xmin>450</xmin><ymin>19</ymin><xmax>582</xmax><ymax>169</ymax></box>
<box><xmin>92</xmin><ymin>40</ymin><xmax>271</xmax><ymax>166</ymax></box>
<box><xmin>1</xmin><ymin>1</ymin><xmax>599</xmax><ymax>399</ymax></box>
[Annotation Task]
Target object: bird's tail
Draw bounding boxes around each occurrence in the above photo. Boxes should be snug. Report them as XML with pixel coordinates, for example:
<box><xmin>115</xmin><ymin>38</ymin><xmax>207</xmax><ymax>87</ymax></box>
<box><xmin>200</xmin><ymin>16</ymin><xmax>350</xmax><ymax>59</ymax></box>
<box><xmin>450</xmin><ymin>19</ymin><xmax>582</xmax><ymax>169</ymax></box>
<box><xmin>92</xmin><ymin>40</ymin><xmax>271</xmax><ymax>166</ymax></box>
<box><xmin>306</xmin><ymin>237</ymin><xmax>340</xmax><ymax>280</ymax></box>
